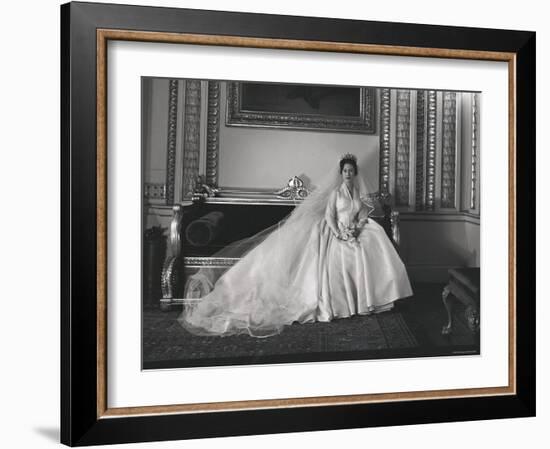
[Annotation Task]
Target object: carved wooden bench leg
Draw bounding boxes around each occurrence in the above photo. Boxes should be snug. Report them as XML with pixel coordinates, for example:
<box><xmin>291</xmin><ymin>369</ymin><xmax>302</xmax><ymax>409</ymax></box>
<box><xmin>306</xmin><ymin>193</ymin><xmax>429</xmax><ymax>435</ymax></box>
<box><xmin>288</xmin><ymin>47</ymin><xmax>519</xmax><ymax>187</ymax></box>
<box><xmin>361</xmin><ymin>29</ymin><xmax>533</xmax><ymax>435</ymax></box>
<box><xmin>464</xmin><ymin>304</ymin><xmax>480</xmax><ymax>334</ymax></box>
<box><xmin>159</xmin><ymin>204</ymin><xmax>185</xmax><ymax>311</ymax></box>
<box><xmin>441</xmin><ymin>285</ymin><xmax>453</xmax><ymax>335</ymax></box>
<box><xmin>160</xmin><ymin>255</ymin><xmax>182</xmax><ymax>311</ymax></box>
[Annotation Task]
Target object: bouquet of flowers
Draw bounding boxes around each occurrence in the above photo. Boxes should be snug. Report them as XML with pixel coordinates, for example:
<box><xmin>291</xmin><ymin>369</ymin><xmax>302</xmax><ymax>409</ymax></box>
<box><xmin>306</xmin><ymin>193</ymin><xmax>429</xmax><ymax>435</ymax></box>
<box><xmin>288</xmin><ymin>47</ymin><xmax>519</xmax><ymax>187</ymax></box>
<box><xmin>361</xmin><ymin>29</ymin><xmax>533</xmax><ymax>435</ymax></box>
<box><xmin>338</xmin><ymin>223</ymin><xmax>360</xmax><ymax>243</ymax></box>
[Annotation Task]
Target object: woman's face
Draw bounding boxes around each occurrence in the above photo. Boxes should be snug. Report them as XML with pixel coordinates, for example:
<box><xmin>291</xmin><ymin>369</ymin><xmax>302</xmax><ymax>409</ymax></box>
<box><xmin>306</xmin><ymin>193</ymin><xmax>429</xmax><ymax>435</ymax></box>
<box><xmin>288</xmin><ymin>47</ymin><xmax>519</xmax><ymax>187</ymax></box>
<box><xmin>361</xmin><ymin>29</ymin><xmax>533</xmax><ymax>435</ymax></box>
<box><xmin>341</xmin><ymin>163</ymin><xmax>356</xmax><ymax>183</ymax></box>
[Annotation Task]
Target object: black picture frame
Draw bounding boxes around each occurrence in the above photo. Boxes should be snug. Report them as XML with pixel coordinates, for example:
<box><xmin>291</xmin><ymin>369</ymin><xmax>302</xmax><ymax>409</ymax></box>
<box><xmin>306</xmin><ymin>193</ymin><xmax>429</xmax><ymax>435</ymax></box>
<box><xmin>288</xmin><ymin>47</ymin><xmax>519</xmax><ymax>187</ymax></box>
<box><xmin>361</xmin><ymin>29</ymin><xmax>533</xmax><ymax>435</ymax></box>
<box><xmin>61</xmin><ymin>1</ymin><xmax>535</xmax><ymax>446</ymax></box>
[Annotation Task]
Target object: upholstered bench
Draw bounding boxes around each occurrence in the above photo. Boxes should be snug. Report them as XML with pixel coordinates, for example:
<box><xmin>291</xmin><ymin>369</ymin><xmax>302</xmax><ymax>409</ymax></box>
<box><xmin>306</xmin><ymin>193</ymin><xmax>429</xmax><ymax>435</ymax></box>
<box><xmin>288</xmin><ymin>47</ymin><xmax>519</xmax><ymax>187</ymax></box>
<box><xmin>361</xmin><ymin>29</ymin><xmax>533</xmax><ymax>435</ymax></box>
<box><xmin>441</xmin><ymin>267</ymin><xmax>480</xmax><ymax>335</ymax></box>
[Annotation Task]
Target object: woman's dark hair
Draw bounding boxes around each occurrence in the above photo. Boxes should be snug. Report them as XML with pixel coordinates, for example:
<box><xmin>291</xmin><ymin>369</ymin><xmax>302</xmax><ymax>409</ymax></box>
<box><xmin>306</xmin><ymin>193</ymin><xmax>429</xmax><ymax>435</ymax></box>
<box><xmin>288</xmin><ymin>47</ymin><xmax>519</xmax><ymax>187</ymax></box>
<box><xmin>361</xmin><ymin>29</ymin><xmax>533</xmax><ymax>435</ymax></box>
<box><xmin>339</xmin><ymin>157</ymin><xmax>358</xmax><ymax>175</ymax></box>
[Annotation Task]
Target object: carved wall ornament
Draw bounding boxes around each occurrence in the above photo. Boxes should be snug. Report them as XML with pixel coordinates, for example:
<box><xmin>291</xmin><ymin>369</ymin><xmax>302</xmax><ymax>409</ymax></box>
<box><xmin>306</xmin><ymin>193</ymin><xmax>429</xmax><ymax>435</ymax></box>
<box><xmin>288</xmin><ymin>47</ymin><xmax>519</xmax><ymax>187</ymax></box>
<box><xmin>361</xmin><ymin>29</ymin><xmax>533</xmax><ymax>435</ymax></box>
<box><xmin>470</xmin><ymin>93</ymin><xmax>479</xmax><ymax>210</ymax></box>
<box><xmin>395</xmin><ymin>90</ymin><xmax>411</xmax><ymax>206</ymax></box>
<box><xmin>379</xmin><ymin>88</ymin><xmax>391</xmax><ymax>194</ymax></box>
<box><xmin>182</xmin><ymin>80</ymin><xmax>202</xmax><ymax>199</ymax></box>
<box><xmin>415</xmin><ymin>90</ymin><xmax>426</xmax><ymax>210</ymax></box>
<box><xmin>425</xmin><ymin>90</ymin><xmax>437</xmax><ymax>211</ymax></box>
<box><xmin>441</xmin><ymin>91</ymin><xmax>457</xmax><ymax>208</ymax></box>
<box><xmin>144</xmin><ymin>182</ymin><xmax>167</xmax><ymax>201</ymax></box>
<box><xmin>165</xmin><ymin>79</ymin><xmax>178</xmax><ymax>204</ymax></box>
<box><xmin>206</xmin><ymin>81</ymin><xmax>220</xmax><ymax>187</ymax></box>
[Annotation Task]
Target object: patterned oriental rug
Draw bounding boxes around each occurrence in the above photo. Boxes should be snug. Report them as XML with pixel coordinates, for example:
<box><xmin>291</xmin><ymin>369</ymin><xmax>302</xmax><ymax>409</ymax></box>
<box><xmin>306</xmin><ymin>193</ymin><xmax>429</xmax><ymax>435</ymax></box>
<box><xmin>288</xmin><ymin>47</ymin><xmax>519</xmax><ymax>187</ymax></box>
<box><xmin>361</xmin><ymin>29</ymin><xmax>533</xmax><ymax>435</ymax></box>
<box><xmin>143</xmin><ymin>308</ymin><xmax>419</xmax><ymax>369</ymax></box>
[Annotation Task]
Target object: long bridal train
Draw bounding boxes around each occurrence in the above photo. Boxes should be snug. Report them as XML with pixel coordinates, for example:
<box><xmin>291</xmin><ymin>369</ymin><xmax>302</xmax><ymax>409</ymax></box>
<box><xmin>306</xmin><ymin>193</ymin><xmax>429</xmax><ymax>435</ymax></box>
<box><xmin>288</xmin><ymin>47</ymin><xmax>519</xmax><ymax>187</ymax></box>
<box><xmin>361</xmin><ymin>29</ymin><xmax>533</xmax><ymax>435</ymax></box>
<box><xmin>178</xmin><ymin>157</ymin><xmax>413</xmax><ymax>338</ymax></box>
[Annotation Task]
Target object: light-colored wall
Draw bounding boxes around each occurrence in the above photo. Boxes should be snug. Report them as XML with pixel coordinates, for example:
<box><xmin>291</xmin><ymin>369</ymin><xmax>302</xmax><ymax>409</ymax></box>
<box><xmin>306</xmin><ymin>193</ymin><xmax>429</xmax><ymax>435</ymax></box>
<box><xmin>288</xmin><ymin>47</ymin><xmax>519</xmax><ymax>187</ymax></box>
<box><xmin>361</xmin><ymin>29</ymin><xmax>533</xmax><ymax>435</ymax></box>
<box><xmin>400</xmin><ymin>216</ymin><xmax>479</xmax><ymax>281</ymax></box>
<box><xmin>217</xmin><ymin>82</ymin><xmax>380</xmax><ymax>190</ymax></box>
<box><xmin>143</xmin><ymin>78</ymin><xmax>170</xmax><ymax>184</ymax></box>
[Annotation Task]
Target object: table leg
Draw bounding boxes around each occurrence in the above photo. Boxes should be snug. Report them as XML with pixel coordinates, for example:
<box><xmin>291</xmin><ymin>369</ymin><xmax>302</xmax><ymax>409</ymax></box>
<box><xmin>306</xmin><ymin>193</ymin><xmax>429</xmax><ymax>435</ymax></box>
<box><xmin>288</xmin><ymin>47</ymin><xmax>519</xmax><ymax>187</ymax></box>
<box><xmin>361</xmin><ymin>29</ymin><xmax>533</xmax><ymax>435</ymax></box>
<box><xmin>464</xmin><ymin>304</ymin><xmax>480</xmax><ymax>334</ymax></box>
<box><xmin>441</xmin><ymin>285</ymin><xmax>453</xmax><ymax>335</ymax></box>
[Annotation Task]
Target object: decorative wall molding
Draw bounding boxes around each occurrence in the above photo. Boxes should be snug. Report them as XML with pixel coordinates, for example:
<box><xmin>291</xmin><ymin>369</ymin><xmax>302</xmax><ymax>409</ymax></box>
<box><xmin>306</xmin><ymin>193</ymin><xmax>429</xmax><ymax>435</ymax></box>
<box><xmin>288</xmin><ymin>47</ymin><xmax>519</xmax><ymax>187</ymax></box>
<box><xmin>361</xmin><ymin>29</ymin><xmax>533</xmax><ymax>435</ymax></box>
<box><xmin>144</xmin><ymin>183</ymin><xmax>167</xmax><ymax>201</ymax></box>
<box><xmin>470</xmin><ymin>93</ymin><xmax>478</xmax><ymax>210</ymax></box>
<box><xmin>425</xmin><ymin>90</ymin><xmax>437</xmax><ymax>211</ymax></box>
<box><xmin>165</xmin><ymin>79</ymin><xmax>178</xmax><ymax>204</ymax></box>
<box><xmin>441</xmin><ymin>91</ymin><xmax>457</xmax><ymax>208</ymax></box>
<box><xmin>206</xmin><ymin>81</ymin><xmax>220</xmax><ymax>187</ymax></box>
<box><xmin>226</xmin><ymin>82</ymin><xmax>376</xmax><ymax>133</ymax></box>
<box><xmin>379</xmin><ymin>88</ymin><xmax>391</xmax><ymax>194</ymax></box>
<box><xmin>182</xmin><ymin>80</ymin><xmax>202</xmax><ymax>199</ymax></box>
<box><xmin>395</xmin><ymin>90</ymin><xmax>411</xmax><ymax>206</ymax></box>
<box><xmin>415</xmin><ymin>90</ymin><xmax>426</xmax><ymax>211</ymax></box>
<box><xmin>400</xmin><ymin>211</ymin><xmax>480</xmax><ymax>225</ymax></box>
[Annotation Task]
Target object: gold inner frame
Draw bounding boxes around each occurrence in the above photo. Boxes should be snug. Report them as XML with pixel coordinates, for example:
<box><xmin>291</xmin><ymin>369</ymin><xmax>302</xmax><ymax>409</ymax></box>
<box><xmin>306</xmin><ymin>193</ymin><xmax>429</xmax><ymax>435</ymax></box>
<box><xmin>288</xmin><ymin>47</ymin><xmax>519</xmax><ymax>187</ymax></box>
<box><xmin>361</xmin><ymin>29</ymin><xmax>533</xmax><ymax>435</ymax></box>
<box><xmin>96</xmin><ymin>29</ymin><xmax>517</xmax><ymax>419</ymax></box>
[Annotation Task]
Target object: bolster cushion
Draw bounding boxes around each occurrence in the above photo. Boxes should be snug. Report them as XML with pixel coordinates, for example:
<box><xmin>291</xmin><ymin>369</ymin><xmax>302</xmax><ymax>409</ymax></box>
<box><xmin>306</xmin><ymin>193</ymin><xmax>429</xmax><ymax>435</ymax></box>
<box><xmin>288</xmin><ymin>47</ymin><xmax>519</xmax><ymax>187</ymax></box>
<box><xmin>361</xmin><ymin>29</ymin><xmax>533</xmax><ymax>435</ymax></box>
<box><xmin>185</xmin><ymin>211</ymin><xmax>225</xmax><ymax>247</ymax></box>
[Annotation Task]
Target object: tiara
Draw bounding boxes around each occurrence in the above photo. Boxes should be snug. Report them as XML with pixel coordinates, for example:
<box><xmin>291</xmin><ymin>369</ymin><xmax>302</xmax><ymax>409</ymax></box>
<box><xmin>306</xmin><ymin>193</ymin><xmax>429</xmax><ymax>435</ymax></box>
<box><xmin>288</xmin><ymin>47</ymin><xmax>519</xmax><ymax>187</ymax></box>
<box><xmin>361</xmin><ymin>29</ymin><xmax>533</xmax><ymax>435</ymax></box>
<box><xmin>340</xmin><ymin>153</ymin><xmax>357</xmax><ymax>162</ymax></box>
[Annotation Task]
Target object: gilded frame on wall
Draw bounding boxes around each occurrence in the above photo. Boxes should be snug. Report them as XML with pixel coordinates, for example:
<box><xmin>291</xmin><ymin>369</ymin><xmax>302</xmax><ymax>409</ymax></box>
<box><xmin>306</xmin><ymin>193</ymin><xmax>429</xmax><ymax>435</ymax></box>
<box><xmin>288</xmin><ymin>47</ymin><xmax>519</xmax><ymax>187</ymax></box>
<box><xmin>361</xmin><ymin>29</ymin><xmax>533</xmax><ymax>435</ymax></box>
<box><xmin>61</xmin><ymin>1</ymin><xmax>535</xmax><ymax>446</ymax></box>
<box><xmin>226</xmin><ymin>81</ymin><xmax>376</xmax><ymax>133</ymax></box>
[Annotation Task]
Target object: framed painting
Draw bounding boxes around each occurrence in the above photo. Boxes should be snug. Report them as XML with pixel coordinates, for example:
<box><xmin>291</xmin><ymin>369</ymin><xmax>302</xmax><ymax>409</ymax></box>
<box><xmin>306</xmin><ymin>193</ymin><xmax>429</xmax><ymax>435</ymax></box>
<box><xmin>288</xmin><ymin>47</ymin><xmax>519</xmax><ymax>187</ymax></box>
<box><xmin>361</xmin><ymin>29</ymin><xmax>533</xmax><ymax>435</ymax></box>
<box><xmin>226</xmin><ymin>82</ymin><xmax>376</xmax><ymax>132</ymax></box>
<box><xmin>60</xmin><ymin>1</ymin><xmax>535</xmax><ymax>446</ymax></box>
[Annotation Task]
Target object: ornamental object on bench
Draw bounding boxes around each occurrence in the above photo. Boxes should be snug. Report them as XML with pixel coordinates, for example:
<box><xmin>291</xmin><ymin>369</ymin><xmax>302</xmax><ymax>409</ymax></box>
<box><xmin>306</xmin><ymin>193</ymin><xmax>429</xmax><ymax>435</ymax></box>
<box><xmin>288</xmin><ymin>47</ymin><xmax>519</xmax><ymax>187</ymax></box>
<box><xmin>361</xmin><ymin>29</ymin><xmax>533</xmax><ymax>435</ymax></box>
<box><xmin>274</xmin><ymin>176</ymin><xmax>310</xmax><ymax>200</ymax></box>
<box><xmin>192</xmin><ymin>175</ymin><xmax>219</xmax><ymax>201</ymax></box>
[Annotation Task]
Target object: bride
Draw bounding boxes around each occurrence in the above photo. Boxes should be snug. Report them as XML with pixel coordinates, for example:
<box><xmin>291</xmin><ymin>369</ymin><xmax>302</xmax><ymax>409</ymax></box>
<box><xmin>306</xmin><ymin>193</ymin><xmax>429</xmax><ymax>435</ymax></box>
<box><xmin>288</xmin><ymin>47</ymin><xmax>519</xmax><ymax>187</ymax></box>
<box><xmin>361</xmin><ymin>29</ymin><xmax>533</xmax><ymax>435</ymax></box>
<box><xmin>178</xmin><ymin>153</ymin><xmax>413</xmax><ymax>337</ymax></box>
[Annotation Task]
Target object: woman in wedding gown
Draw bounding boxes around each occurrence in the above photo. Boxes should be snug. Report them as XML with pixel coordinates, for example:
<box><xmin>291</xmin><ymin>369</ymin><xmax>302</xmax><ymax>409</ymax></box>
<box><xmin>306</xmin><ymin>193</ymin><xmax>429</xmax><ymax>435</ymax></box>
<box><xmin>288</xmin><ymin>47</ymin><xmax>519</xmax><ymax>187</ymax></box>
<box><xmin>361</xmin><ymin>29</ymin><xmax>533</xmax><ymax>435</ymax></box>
<box><xmin>178</xmin><ymin>154</ymin><xmax>413</xmax><ymax>337</ymax></box>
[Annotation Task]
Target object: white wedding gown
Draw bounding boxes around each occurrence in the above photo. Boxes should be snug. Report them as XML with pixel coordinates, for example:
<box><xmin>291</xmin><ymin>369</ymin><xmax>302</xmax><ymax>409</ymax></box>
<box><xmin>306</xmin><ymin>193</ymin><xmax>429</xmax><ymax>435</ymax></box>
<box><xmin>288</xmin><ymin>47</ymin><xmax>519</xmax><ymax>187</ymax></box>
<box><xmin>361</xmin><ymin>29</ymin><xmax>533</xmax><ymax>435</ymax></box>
<box><xmin>178</xmin><ymin>182</ymin><xmax>413</xmax><ymax>337</ymax></box>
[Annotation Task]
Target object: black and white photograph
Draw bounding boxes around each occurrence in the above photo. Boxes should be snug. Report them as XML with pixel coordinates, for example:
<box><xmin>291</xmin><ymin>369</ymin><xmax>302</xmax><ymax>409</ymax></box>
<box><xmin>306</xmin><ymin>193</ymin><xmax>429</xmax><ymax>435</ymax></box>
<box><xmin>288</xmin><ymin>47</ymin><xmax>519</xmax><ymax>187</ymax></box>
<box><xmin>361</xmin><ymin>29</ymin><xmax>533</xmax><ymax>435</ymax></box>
<box><xmin>142</xmin><ymin>78</ymin><xmax>481</xmax><ymax>369</ymax></box>
<box><xmin>1</xmin><ymin>0</ymin><xmax>540</xmax><ymax>446</ymax></box>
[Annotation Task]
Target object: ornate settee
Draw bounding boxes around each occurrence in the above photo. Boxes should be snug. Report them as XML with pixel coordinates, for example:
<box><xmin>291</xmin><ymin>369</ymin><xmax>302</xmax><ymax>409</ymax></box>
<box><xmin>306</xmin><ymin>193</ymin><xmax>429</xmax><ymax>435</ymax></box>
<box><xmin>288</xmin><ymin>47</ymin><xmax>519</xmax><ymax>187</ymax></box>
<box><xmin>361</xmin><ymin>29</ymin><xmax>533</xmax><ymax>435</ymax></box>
<box><xmin>160</xmin><ymin>177</ymin><xmax>400</xmax><ymax>310</ymax></box>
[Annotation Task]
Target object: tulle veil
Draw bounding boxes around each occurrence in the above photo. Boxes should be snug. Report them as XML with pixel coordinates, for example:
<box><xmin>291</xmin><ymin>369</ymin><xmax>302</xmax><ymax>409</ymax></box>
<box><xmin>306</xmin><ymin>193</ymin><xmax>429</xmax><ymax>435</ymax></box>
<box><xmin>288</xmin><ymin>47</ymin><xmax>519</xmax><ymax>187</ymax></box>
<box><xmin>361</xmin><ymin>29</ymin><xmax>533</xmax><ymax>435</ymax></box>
<box><xmin>178</xmin><ymin>159</ymin><xmax>378</xmax><ymax>337</ymax></box>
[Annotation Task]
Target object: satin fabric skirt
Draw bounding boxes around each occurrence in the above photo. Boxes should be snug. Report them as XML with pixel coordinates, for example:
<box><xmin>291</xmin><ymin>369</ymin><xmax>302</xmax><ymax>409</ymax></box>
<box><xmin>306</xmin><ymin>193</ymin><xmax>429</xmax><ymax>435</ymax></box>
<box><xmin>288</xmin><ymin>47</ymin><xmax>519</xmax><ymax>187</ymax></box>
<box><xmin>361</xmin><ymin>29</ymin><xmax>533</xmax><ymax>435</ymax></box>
<box><xmin>179</xmin><ymin>219</ymin><xmax>413</xmax><ymax>337</ymax></box>
<box><xmin>317</xmin><ymin>220</ymin><xmax>413</xmax><ymax>321</ymax></box>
